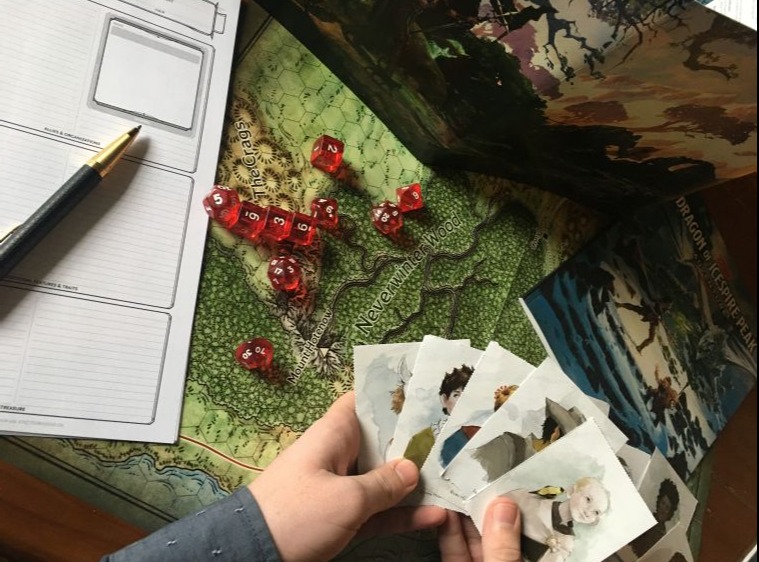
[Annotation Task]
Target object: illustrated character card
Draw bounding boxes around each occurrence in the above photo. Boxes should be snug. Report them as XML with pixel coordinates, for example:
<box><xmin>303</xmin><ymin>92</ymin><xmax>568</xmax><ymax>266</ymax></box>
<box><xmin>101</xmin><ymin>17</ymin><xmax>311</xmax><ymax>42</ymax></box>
<box><xmin>354</xmin><ymin>338</ymin><xmax>470</xmax><ymax>472</ymax></box>
<box><xmin>466</xmin><ymin>420</ymin><xmax>655</xmax><ymax>562</ymax></box>
<box><xmin>610</xmin><ymin>447</ymin><xmax>698</xmax><ymax>561</ymax></box>
<box><xmin>442</xmin><ymin>358</ymin><xmax>628</xmax><ymax>500</ymax></box>
<box><xmin>354</xmin><ymin>341</ymin><xmax>422</xmax><ymax>472</ymax></box>
<box><xmin>417</xmin><ymin>340</ymin><xmax>535</xmax><ymax>510</ymax></box>
<box><xmin>386</xmin><ymin>335</ymin><xmax>483</xmax><ymax>468</ymax></box>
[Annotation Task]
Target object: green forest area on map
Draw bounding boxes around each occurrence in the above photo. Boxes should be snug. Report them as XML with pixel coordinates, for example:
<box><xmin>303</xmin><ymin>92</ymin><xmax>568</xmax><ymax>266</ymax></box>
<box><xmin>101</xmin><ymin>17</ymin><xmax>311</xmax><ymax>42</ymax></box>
<box><xmin>0</xmin><ymin>7</ymin><xmax>714</xmax><ymax>559</ymax></box>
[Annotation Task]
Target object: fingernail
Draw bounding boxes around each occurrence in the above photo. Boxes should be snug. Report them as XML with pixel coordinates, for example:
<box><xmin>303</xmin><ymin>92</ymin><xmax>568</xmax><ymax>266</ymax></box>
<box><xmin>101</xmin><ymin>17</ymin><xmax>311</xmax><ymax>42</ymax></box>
<box><xmin>492</xmin><ymin>501</ymin><xmax>518</xmax><ymax>528</ymax></box>
<box><xmin>394</xmin><ymin>458</ymin><xmax>418</xmax><ymax>487</ymax></box>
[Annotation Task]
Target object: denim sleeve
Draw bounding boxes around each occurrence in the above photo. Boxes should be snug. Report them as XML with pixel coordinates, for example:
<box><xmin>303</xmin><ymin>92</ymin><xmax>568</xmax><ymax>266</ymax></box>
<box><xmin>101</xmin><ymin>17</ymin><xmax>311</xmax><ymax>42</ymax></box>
<box><xmin>102</xmin><ymin>487</ymin><xmax>281</xmax><ymax>562</ymax></box>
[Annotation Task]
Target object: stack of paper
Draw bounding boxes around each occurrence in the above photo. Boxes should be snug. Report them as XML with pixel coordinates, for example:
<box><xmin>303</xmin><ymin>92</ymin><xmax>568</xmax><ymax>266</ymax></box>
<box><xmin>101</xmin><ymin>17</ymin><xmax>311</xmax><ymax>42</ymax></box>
<box><xmin>0</xmin><ymin>0</ymin><xmax>240</xmax><ymax>442</ymax></box>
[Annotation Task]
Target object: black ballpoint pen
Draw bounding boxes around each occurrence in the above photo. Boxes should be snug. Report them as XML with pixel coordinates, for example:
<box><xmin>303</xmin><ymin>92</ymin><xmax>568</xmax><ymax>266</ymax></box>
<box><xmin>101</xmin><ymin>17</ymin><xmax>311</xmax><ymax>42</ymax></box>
<box><xmin>0</xmin><ymin>126</ymin><xmax>141</xmax><ymax>280</ymax></box>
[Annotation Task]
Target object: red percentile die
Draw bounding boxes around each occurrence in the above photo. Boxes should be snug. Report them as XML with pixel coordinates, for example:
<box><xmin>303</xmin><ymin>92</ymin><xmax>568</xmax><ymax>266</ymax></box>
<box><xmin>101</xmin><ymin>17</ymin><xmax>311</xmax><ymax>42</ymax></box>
<box><xmin>203</xmin><ymin>185</ymin><xmax>241</xmax><ymax>228</ymax></box>
<box><xmin>310</xmin><ymin>197</ymin><xmax>339</xmax><ymax>230</ymax></box>
<box><xmin>235</xmin><ymin>337</ymin><xmax>274</xmax><ymax>371</ymax></box>
<box><xmin>261</xmin><ymin>206</ymin><xmax>294</xmax><ymax>241</ymax></box>
<box><xmin>267</xmin><ymin>255</ymin><xmax>302</xmax><ymax>292</ymax></box>
<box><xmin>286</xmin><ymin>212</ymin><xmax>317</xmax><ymax>246</ymax></box>
<box><xmin>396</xmin><ymin>183</ymin><xmax>424</xmax><ymax>213</ymax></box>
<box><xmin>310</xmin><ymin>135</ymin><xmax>344</xmax><ymax>174</ymax></box>
<box><xmin>230</xmin><ymin>201</ymin><xmax>266</xmax><ymax>241</ymax></box>
<box><xmin>370</xmin><ymin>201</ymin><xmax>403</xmax><ymax>235</ymax></box>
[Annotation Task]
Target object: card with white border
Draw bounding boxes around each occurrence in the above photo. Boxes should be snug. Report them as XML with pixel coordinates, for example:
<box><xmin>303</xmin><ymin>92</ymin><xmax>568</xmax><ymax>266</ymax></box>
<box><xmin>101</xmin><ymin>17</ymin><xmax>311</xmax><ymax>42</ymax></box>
<box><xmin>385</xmin><ymin>335</ymin><xmax>483</xmax><ymax>465</ymax></box>
<box><xmin>442</xmin><ymin>357</ymin><xmax>628</xmax><ymax>500</ymax></box>
<box><xmin>615</xmin><ymin>443</ymin><xmax>653</xmax><ymax>489</ymax></box>
<box><xmin>619</xmin><ymin>447</ymin><xmax>697</xmax><ymax>559</ymax></box>
<box><xmin>354</xmin><ymin>341</ymin><xmax>422</xmax><ymax>472</ymax></box>
<box><xmin>637</xmin><ymin>523</ymin><xmax>693</xmax><ymax>562</ymax></box>
<box><xmin>417</xmin><ymin>340</ymin><xmax>534</xmax><ymax>511</ymax></box>
<box><xmin>466</xmin><ymin>419</ymin><xmax>655</xmax><ymax>562</ymax></box>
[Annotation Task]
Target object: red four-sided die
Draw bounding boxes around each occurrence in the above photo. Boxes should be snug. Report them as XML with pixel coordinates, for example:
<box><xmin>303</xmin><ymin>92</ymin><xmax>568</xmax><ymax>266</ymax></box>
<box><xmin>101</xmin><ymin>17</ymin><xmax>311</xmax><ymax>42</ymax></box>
<box><xmin>267</xmin><ymin>255</ymin><xmax>302</xmax><ymax>292</ymax></box>
<box><xmin>230</xmin><ymin>201</ymin><xmax>266</xmax><ymax>240</ymax></box>
<box><xmin>310</xmin><ymin>197</ymin><xmax>339</xmax><ymax>230</ymax></box>
<box><xmin>396</xmin><ymin>183</ymin><xmax>424</xmax><ymax>212</ymax></box>
<box><xmin>203</xmin><ymin>185</ymin><xmax>241</xmax><ymax>228</ymax></box>
<box><xmin>310</xmin><ymin>135</ymin><xmax>344</xmax><ymax>174</ymax></box>
<box><xmin>370</xmin><ymin>201</ymin><xmax>403</xmax><ymax>235</ymax></box>
<box><xmin>235</xmin><ymin>337</ymin><xmax>274</xmax><ymax>371</ymax></box>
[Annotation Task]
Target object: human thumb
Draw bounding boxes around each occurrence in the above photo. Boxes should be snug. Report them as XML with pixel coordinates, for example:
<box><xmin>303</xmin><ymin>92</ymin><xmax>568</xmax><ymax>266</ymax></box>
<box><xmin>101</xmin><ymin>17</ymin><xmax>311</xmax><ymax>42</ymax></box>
<box><xmin>351</xmin><ymin>458</ymin><xmax>419</xmax><ymax>515</ymax></box>
<box><xmin>482</xmin><ymin>497</ymin><xmax>522</xmax><ymax>562</ymax></box>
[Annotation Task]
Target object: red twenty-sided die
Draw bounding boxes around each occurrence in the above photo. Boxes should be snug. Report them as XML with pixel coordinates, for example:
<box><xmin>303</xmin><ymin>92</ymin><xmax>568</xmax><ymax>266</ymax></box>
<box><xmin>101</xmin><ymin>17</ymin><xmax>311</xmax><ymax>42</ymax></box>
<box><xmin>235</xmin><ymin>337</ymin><xmax>274</xmax><ymax>371</ymax></box>
<box><xmin>230</xmin><ymin>201</ymin><xmax>266</xmax><ymax>241</ymax></box>
<box><xmin>268</xmin><ymin>255</ymin><xmax>302</xmax><ymax>292</ymax></box>
<box><xmin>203</xmin><ymin>185</ymin><xmax>241</xmax><ymax>228</ymax></box>
<box><xmin>286</xmin><ymin>212</ymin><xmax>317</xmax><ymax>246</ymax></box>
<box><xmin>261</xmin><ymin>206</ymin><xmax>294</xmax><ymax>241</ymax></box>
<box><xmin>310</xmin><ymin>197</ymin><xmax>339</xmax><ymax>230</ymax></box>
<box><xmin>370</xmin><ymin>201</ymin><xmax>403</xmax><ymax>235</ymax></box>
<box><xmin>310</xmin><ymin>135</ymin><xmax>344</xmax><ymax>174</ymax></box>
<box><xmin>396</xmin><ymin>183</ymin><xmax>424</xmax><ymax>213</ymax></box>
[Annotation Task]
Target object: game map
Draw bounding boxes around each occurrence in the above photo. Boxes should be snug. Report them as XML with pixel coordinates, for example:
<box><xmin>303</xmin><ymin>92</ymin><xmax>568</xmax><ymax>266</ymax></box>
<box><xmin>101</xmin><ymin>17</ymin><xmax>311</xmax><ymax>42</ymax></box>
<box><xmin>0</xmin><ymin>5</ymin><xmax>713</xmax><ymax>560</ymax></box>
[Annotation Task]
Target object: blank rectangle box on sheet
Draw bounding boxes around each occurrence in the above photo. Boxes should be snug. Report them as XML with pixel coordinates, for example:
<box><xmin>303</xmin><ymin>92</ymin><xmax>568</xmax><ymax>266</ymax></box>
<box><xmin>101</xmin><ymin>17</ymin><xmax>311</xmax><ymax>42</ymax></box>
<box><xmin>0</xmin><ymin>288</ymin><xmax>169</xmax><ymax>424</ymax></box>
<box><xmin>94</xmin><ymin>18</ymin><xmax>204</xmax><ymax>130</ymax></box>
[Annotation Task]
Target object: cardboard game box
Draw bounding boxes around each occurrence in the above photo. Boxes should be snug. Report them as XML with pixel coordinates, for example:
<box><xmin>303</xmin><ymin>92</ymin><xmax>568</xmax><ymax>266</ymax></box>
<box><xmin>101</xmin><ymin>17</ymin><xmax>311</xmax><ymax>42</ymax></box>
<box><xmin>520</xmin><ymin>190</ymin><xmax>757</xmax><ymax>479</ymax></box>
<box><xmin>255</xmin><ymin>0</ymin><xmax>756</xmax><ymax>212</ymax></box>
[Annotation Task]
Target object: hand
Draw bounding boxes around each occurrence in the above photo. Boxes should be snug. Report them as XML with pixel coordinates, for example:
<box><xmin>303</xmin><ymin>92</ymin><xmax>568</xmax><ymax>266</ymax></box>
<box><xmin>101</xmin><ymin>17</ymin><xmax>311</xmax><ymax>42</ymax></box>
<box><xmin>439</xmin><ymin>497</ymin><xmax>522</xmax><ymax>562</ymax></box>
<box><xmin>248</xmin><ymin>391</ymin><xmax>447</xmax><ymax>562</ymax></box>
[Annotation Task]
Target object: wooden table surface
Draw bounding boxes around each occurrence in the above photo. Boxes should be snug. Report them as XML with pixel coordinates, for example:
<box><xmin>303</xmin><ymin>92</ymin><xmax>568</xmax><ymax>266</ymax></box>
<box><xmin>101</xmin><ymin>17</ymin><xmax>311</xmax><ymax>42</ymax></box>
<box><xmin>697</xmin><ymin>174</ymin><xmax>757</xmax><ymax>562</ymax></box>
<box><xmin>1</xmin><ymin>176</ymin><xmax>756</xmax><ymax>561</ymax></box>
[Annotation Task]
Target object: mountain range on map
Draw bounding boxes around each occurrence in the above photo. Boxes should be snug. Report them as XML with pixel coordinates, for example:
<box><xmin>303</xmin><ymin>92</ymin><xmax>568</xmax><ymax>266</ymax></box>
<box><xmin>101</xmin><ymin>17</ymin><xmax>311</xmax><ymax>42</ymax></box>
<box><xmin>255</xmin><ymin>0</ymin><xmax>756</xmax><ymax>212</ymax></box>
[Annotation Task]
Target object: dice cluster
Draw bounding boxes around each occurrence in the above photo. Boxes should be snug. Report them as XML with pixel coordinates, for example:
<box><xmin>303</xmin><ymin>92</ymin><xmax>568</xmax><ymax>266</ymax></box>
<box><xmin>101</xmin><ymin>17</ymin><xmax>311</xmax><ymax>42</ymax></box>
<box><xmin>370</xmin><ymin>183</ymin><xmax>424</xmax><ymax>236</ymax></box>
<box><xmin>218</xmin><ymin>134</ymin><xmax>425</xmax><ymax>381</ymax></box>
<box><xmin>310</xmin><ymin>134</ymin><xmax>425</xmax><ymax>237</ymax></box>
<box><xmin>202</xmin><ymin>184</ymin><xmax>338</xmax><ymax>293</ymax></box>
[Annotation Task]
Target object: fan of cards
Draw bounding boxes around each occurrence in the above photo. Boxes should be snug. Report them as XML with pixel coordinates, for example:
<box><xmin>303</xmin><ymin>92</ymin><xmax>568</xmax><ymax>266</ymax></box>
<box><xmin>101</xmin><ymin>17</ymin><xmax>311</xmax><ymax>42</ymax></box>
<box><xmin>354</xmin><ymin>336</ymin><xmax>698</xmax><ymax>562</ymax></box>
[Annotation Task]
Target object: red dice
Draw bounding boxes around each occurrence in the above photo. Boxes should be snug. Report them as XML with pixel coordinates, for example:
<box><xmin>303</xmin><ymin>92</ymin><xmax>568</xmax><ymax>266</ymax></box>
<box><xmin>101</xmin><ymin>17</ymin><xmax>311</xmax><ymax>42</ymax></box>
<box><xmin>370</xmin><ymin>201</ymin><xmax>403</xmax><ymax>235</ymax></box>
<box><xmin>396</xmin><ymin>183</ymin><xmax>424</xmax><ymax>212</ymax></box>
<box><xmin>310</xmin><ymin>135</ymin><xmax>344</xmax><ymax>174</ymax></box>
<box><xmin>203</xmin><ymin>185</ymin><xmax>241</xmax><ymax>228</ymax></box>
<box><xmin>267</xmin><ymin>255</ymin><xmax>302</xmax><ymax>292</ymax></box>
<box><xmin>235</xmin><ymin>337</ymin><xmax>274</xmax><ymax>371</ymax></box>
<box><xmin>262</xmin><ymin>206</ymin><xmax>294</xmax><ymax>241</ymax></box>
<box><xmin>286</xmin><ymin>212</ymin><xmax>317</xmax><ymax>246</ymax></box>
<box><xmin>310</xmin><ymin>197</ymin><xmax>339</xmax><ymax>230</ymax></box>
<box><xmin>230</xmin><ymin>201</ymin><xmax>266</xmax><ymax>241</ymax></box>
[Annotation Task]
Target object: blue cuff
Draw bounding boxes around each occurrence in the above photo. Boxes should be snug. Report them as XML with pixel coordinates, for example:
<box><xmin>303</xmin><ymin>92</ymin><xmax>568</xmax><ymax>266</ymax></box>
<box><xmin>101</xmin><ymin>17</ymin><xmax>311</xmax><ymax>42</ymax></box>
<box><xmin>102</xmin><ymin>487</ymin><xmax>281</xmax><ymax>562</ymax></box>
